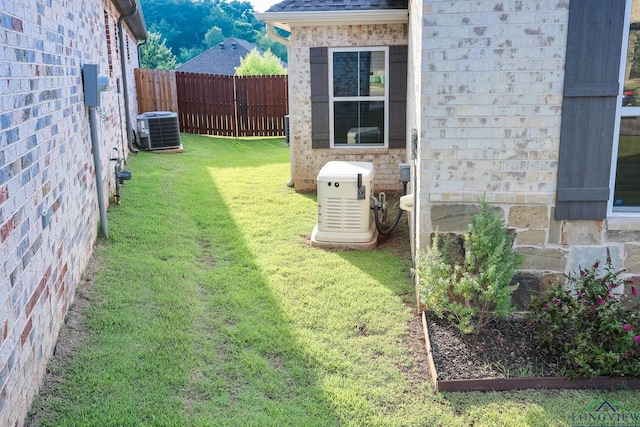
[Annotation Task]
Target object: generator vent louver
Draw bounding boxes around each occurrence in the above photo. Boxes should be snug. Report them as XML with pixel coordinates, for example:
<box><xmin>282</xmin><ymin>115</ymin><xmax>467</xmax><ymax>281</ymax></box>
<box><xmin>136</xmin><ymin>111</ymin><xmax>181</xmax><ymax>150</ymax></box>
<box><xmin>323</xmin><ymin>198</ymin><xmax>366</xmax><ymax>231</ymax></box>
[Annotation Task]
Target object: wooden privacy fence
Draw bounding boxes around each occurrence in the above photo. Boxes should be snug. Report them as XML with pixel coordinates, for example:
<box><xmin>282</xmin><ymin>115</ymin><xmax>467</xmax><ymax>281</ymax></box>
<box><xmin>134</xmin><ymin>68</ymin><xmax>179</xmax><ymax>113</ymax></box>
<box><xmin>135</xmin><ymin>69</ymin><xmax>289</xmax><ymax>137</ymax></box>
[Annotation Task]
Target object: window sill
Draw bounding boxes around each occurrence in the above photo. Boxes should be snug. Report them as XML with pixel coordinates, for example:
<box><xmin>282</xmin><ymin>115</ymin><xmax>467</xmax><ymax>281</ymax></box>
<box><xmin>332</xmin><ymin>144</ymin><xmax>387</xmax><ymax>149</ymax></box>
<box><xmin>328</xmin><ymin>147</ymin><xmax>404</xmax><ymax>154</ymax></box>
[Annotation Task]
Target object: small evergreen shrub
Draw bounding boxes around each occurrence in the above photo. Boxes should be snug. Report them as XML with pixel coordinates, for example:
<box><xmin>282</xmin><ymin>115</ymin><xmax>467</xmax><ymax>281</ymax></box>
<box><xmin>416</xmin><ymin>199</ymin><xmax>524</xmax><ymax>334</ymax></box>
<box><xmin>528</xmin><ymin>260</ymin><xmax>640</xmax><ymax>379</ymax></box>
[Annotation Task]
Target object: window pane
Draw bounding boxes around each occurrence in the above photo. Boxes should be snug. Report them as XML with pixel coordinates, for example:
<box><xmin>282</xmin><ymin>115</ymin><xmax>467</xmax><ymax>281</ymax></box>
<box><xmin>623</xmin><ymin>12</ymin><xmax>640</xmax><ymax>106</ymax></box>
<box><xmin>333</xmin><ymin>51</ymin><xmax>385</xmax><ymax>97</ymax></box>
<box><xmin>615</xmin><ymin>5</ymin><xmax>640</xmax><ymax>210</ymax></box>
<box><xmin>614</xmin><ymin>117</ymin><xmax>640</xmax><ymax>208</ymax></box>
<box><xmin>333</xmin><ymin>52</ymin><xmax>360</xmax><ymax>97</ymax></box>
<box><xmin>368</xmin><ymin>51</ymin><xmax>386</xmax><ymax>97</ymax></box>
<box><xmin>333</xmin><ymin>101</ymin><xmax>384</xmax><ymax>145</ymax></box>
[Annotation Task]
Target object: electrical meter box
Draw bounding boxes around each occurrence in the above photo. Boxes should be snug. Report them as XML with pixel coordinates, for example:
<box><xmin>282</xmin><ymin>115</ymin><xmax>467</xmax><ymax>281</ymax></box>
<box><xmin>82</xmin><ymin>64</ymin><xmax>109</xmax><ymax>107</ymax></box>
<box><xmin>311</xmin><ymin>161</ymin><xmax>378</xmax><ymax>249</ymax></box>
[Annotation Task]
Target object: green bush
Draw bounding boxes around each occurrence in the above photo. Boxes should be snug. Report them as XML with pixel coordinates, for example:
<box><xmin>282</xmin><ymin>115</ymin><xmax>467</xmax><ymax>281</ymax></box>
<box><xmin>528</xmin><ymin>260</ymin><xmax>640</xmax><ymax>379</ymax></box>
<box><xmin>416</xmin><ymin>199</ymin><xmax>524</xmax><ymax>334</ymax></box>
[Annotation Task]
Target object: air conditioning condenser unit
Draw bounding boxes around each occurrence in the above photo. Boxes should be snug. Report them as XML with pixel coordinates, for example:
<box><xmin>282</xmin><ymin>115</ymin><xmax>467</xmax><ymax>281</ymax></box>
<box><xmin>136</xmin><ymin>111</ymin><xmax>181</xmax><ymax>150</ymax></box>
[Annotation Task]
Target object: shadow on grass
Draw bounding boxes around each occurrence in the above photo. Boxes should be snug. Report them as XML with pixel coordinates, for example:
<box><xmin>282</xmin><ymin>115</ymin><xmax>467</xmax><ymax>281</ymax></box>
<box><xmin>182</xmin><ymin>136</ymin><xmax>640</xmax><ymax>427</ymax></box>
<box><xmin>153</xmin><ymin>135</ymin><xmax>341</xmax><ymax>425</ymax></box>
<box><xmin>328</xmin><ymin>196</ymin><xmax>414</xmax><ymax>297</ymax></box>
<box><xmin>26</xmin><ymin>135</ymin><xmax>340</xmax><ymax>427</ymax></box>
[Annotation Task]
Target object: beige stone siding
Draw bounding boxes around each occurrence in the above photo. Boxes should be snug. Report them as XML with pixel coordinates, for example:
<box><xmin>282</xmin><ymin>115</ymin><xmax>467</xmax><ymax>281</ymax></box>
<box><xmin>288</xmin><ymin>24</ymin><xmax>409</xmax><ymax>192</ymax></box>
<box><xmin>418</xmin><ymin>0</ymin><xmax>640</xmax><ymax>282</ymax></box>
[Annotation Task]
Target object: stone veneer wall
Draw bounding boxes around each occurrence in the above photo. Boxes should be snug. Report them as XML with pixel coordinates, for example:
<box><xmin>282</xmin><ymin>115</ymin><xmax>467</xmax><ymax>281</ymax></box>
<box><xmin>418</xmin><ymin>0</ymin><xmax>640</xmax><ymax>299</ymax></box>
<box><xmin>0</xmin><ymin>0</ymin><xmax>140</xmax><ymax>425</ymax></box>
<box><xmin>288</xmin><ymin>23</ymin><xmax>409</xmax><ymax>192</ymax></box>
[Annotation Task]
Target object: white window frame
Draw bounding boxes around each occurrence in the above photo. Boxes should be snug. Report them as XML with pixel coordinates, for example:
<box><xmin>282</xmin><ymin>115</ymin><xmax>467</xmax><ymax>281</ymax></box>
<box><xmin>610</xmin><ymin>0</ymin><xmax>640</xmax><ymax>216</ymax></box>
<box><xmin>328</xmin><ymin>46</ymin><xmax>389</xmax><ymax>149</ymax></box>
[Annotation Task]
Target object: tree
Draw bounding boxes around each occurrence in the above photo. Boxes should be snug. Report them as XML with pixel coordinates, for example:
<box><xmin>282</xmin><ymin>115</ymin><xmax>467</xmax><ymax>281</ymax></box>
<box><xmin>140</xmin><ymin>32</ymin><xmax>178</xmax><ymax>70</ymax></box>
<box><xmin>255</xmin><ymin>32</ymin><xmax>288</xmax><ymax>63</ymax></box>
<box><xmin>178</xmin><ymin>47</ymin><xmax>205</xmax><ymax>64</ymax></box>
<box><xmin>139</xmin><ymin>0</ymin><xmax>288</xmax><ymax>64</ymax></box>
<box><xmin>233</xmin><ymin>21</ymin><xmax>259</xmax><ymax>43</ymax></box>
<box><xmin>204</xmin><ymin>26</ymin><xmax>225</xmax><ymax>48</ymax></box>
<box><xmin>141</xmin><ymin>0</ymin><xmax>210</xmax><ymax>55</ymax></box>
<box><xmin>234</xmin><ymin>48</ymin><xmax>287</xmax><ymax>76</ymax></box>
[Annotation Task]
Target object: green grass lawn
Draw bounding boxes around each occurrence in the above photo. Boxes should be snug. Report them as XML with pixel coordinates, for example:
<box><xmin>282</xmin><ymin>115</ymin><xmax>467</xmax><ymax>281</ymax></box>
<box><xmin>27</xmin><ymin>134</ymin><xmax>640</xmax><ymax>426</ymax></box>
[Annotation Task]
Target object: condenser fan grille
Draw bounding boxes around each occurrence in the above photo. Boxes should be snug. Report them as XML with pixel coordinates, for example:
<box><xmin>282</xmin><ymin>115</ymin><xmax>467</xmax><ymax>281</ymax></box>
<box><xmin>147</xmin><ymin>117</ymin><xmax>180</xmax><ymax>148</ymax></box>
<box><xmin>137</xmin><ymin>111</ymin><xmax>181</xmax><ymax>150</ymax></box>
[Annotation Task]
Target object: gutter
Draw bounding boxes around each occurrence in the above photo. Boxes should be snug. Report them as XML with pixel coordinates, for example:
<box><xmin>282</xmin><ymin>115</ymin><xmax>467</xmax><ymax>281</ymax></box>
<box><xmin>256</xmin><ymin>9</ymin><xmax>408</xmax><ymax>45</ymax></box>
<box><xmin>113</xmin><ymin>0</ymin><xmax>147</xmax><ymax>40</ymax></box>
<box><xmin>255</xmin><ymin>9</ymin><xmax>409</xmax><ymax>28</ymax></box>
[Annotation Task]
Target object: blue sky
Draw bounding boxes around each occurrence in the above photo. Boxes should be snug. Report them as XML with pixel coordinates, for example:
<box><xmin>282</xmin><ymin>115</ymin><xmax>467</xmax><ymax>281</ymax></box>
<box><xmin>250</xmin><ymin>0</ymin><xmax>278</xmax><ymax>12</ymax></box>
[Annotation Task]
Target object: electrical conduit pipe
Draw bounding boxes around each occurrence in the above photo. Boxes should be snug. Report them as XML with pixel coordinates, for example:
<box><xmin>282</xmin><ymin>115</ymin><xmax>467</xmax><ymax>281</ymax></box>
<box><xmin>88</xmin><ymin>106</ymin><xmax>109</xmax><ymax>238</ymax></box>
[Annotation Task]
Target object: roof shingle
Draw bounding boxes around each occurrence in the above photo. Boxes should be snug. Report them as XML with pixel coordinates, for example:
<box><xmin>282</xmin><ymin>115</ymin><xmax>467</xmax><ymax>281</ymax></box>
<box><xmin>175</xmin><ymin>38</ymin><xmax>287</xmax><ymax>75</ymax></box>
<box><xmin>266</xmin><ymin>0</ymin><xmax>408</xmax><ymax>13</ymax></box>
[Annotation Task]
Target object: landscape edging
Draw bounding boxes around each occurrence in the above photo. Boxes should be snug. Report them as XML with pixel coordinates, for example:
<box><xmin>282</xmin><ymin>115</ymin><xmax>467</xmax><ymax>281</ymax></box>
<box><xmin>421</xmin><ymin>311</ymin><xmax>640</xmax><ymax>392</ymax></box>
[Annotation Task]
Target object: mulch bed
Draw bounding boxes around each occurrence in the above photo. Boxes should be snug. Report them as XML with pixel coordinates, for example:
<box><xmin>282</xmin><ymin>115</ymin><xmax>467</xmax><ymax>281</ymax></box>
<box><xmin>421</xmin><ymin>312</ymin><xmax>640</xmax><ymax>391</ymax></box>
<box><xmin>425</xmin><ymin>312</ymin><xmax>566</xmax><ymax>380</ymax></box>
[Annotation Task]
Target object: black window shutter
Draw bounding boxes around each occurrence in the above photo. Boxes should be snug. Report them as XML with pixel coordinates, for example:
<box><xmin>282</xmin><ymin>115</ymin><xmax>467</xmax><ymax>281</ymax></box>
<box><xmin>555</xmin><ymin>0</ymin><xmax>626</xmax><ymax>220</ymax></box>
<box><xmin>388</xmin><ymin>45</ymin><xmax>408</xmax><ymax>149</ymax></box>
<box><xmin>310</xmin><ymin>47</ymin><xmax>330</xmax><ymax>149</ymax></box>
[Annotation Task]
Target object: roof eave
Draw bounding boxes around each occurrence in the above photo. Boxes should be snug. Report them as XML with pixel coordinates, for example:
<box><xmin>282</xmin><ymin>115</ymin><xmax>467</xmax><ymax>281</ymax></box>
<box><xmin>254</xmin><ymin>9</ymin><xmax>409</xmax><ymax>27</ymax></box>
<box><xmin>113</xmin><ymin>0</ymin><xmax>148</xmax><ymax>41</ymax></box>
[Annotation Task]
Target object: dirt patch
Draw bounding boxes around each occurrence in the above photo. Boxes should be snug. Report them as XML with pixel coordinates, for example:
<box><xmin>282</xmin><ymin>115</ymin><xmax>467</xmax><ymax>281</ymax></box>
<box><xmin>24</xmin><ymin>250</ymin><xmax>102</xmax><ymax>427</ymax></box>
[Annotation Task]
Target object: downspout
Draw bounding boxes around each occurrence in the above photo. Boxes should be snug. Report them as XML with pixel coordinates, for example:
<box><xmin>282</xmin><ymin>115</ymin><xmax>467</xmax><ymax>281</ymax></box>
<box><xmin>264</xmin><ymin>23</ymin><xmax>294</xmax><ymax>187</ymax></box>
<box><xmin>89</xmin><ymin>106</ymin><xmax>109</xmax><ymax>238</ymax></box>
<box><xmin>412</xmin><ymin>156</ymin><xmax>418</xmax><ymax>266</ymax></box>
<box><xmin>137</xmin><ymin>39</ymin><xmax>147</xmax><ymax>67</ymax></box>
<box><xmin>118</xmin><ymin>2</ymin><xmax>139</xmax><ymax>154</ymax></box>
<box><xmin>411</xmin><ymin>128</ymin><xmax>418</xmax><ymax>268</ymax></box>
<box><xmin>285</xmin><ymin>52</ymin><xmax>294</xmax><ymax>188</ymax></box>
